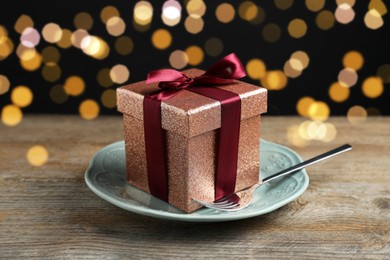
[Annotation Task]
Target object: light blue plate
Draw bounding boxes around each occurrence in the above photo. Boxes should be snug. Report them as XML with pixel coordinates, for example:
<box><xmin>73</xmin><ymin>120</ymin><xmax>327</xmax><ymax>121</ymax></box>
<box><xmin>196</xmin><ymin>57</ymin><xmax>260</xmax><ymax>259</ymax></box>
<box><xmin>85</xmin><ymin>139</ymin><xmax>309</xmax><ymax>222</ymax></box>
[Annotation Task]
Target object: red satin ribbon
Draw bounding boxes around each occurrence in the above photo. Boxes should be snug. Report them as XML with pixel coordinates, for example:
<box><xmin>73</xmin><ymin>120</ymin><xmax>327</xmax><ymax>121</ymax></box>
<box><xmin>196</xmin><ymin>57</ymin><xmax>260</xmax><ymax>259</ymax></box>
<box><xmin>143</xmin><ymin>53</ymin><xmax>246</xmax><ymax>201</ymax></box>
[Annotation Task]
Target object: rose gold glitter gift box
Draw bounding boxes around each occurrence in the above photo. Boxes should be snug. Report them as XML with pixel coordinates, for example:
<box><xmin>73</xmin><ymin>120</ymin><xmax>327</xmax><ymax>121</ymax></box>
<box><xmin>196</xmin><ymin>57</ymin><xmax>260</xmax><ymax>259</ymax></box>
<box><xmin>117</xmin><ymin>69</ymin><xmax>267</xmax><ymax>213</ymax></box>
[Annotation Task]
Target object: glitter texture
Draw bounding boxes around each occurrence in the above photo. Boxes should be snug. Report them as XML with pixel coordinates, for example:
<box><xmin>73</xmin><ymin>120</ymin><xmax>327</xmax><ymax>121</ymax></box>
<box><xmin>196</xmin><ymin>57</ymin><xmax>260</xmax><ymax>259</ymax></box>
<box><xmin>117</xmin><ymin>68</ymin><xmax>267</xmax><ymax>213</ymax></box>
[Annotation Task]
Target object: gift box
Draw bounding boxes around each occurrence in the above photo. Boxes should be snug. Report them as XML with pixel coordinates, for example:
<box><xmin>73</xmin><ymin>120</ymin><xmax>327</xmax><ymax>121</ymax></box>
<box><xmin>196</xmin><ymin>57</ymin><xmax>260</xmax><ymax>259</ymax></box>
<box><xmin>117</xmin><ymin>56</ymin><xmax>267</xmax><ymax>213</ymax></box>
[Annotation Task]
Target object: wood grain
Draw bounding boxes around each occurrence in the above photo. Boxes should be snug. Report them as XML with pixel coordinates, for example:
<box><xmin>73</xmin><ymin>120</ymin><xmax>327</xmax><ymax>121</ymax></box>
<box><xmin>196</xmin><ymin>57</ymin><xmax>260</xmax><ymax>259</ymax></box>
<box><xmin>0</xmin><ymin>115</ymin><xmax>389</xmax><ymax>259</ymax></box>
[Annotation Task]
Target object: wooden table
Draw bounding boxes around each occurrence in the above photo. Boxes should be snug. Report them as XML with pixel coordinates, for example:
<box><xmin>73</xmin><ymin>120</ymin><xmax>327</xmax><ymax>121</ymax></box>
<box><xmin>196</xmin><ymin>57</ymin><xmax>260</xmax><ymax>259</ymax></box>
<box><xmin>0</xmin><ymin>115</ymin><xmax>389</xmax><ymax>259</ymax></box>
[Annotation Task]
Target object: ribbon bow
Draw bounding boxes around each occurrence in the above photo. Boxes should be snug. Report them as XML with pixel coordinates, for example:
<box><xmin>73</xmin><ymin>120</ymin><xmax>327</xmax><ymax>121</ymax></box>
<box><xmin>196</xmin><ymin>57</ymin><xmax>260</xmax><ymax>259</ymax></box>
<box><xmin>143</xmin><ymin>53</ymin><xmax>246</xmax><ymax>202</ymax></box>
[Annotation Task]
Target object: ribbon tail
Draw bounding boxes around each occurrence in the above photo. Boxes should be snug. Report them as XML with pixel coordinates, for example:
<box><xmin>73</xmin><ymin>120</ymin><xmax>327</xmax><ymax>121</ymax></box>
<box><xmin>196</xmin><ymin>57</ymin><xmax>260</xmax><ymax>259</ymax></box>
<box><xmin>203</xmin><ymin>53</ymin><xmax>246</xmax><ymax>80</ymax></box>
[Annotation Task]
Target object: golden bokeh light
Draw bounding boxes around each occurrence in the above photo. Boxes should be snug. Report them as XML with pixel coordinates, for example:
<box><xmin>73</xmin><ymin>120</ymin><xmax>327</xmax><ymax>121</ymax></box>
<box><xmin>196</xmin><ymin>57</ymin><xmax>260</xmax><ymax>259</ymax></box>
<box><xmin>169</xmin><ymin>50</ymin><xmax>188</xmax><ymax>69</ymax></box>
<box><xmin>101</xmin><ymin>89</ymin><xmax>117</xmax><ymax>109</ymax></box>
<box><xmin>329</xmin><ymin>82</ymin><xmax>350</xmax><ymax>102</ymax></box>
<box><xmin>204</xmin><ymin>37</ymin><xmax>223</xmax><ymax>57</ymax></box>
<box><xmin>1</xmin><ymin>104</ymin><xmax>23</xmax><ymax>126</ymax></box>
<box><xmin>336</xmin><ymin>0</ymin><xmax>355</xmax><ymax>7</ymax></box>
<box><xmin>316</xmin><ymin>10</ymin><xmax>335</xmax><ymax>30</ymax></box>
<box><xmin>16</xmin><ymin>45</ymin><xmax>36</xmax><ymax>61</ymax></box>
<box><xmin>20</xmin><ymin>51</ymin><xmax>42</xmax><ymax>71</ymax></box>
<box><xmin>184</xmin><ymin>16</ymin><xmax>204</xmax><ymax>34</ymax></box>
<box><xmin>246</xmin><ymin>59</ymin><xmax>266</xmax><ymax>80</ymax></box>
<box><xmin>64</xmin><ymin>76</ymin><xmax>85</xmax><ymax>96</ymax></box>
<box><xmin>71</xmin><ymin>29</ymin><xmax>89</xmax><ymax>49</ymax></box>
<box><xmin>27</xmin><ymin>145</ymin><xmax>49</xmax><ymax>166</ymax></box>
<box><xmin>110</xmin><ymin>64</ymin><xmax>130</xmax><ymax>84</ymax></box>
<box><xmin>0</xmin><ymin>75</ymin><xmax>10</xmax><ymax>95</ymax></box>
<box><xmin>11</xmin><ymin>85</ymin><xmax>33</xmax><ymax>107</ymax></box>
<box><xmin>14</xmin><ymin>14</ymin><xmax>34</xmax><ymax>34</ymax></box>
<box><xmin>338</xmin><ymin>68</ymin><xmax>358</xmax><ymax>87</ymax></box>
<box><xmin>297</xmin><ymin>96</ymin><xmax>315</xmax><ymax>117</ymax></box>
<box><xmin>369</xmin><ymin>0</ymin><xmax>387</xmax><ymax>16</ymax></box>
<box><xmin>275</xmin><ymin>0</ymin><xmax>294</xmax><ymax>10</ymax></box>
<box><xmin>343</xmin><ymin>51</ymin><xmax>364</xmax><ymax>70</ymax></box>
<box><xmin>308</xmin><ymin>101</ymin><xmax>330</xmax><ymax>121</ymax></box>
<box><xmin>238</xmin><ymin>1</ymin><xmax>258</xmax><ymax>22</ymax></box>
<box><xmin>262</xmin><ymin>23</ymin><xmax>282</xmax><ymax>43</ymax></box>
<box><xmin>364</xmin><ymin>9</ymin><xmax>384</xmax><ymax>30</ymax></box>
<box><xmin>362</xmin><ymin>76</ymin><xmax>383</xmax><ymax>98</ymax></box>
<box><xmin>151</xmin><ymin>29</ymin><xmax>172</xmax><ymax>50</ymax></box>
<box><xmin>261</xmin><ymin>70</ymin><xmax>288</xmax><ymax>90</ymax></box>
<box><xmin>291</xmin><ymin>50</ymin><xmax>310</xmax><ymax>69</ymax></box>
<box><xmin>115</xmin><ymin>36</ymin><xmax>134</xmax><ymax>56</ymax></box>
<box><xmin>97</xmin><ymin>68</ymin><xmax>114</xmax><ymax>87</ymax></box>
<box><xmin>284</xmin><ymin>60</ymin><xmax>302</xmax><ymax>78</ymax></box>
<box><xmin>288</xmin><ymin>19</ymin><xmax>307</xmax><ymax>39</ymax></box>
<box><xmin>74</xmin><ymin>12</ymin><xmax>94</xmax><ymax>30</ymax></box>
<box><xmin>49</xmin><ymin>85</ymin><xmax>68</xmax><ymax>104</ymax></box>
<box><xmin>42</xmin><ymin>64</ymin><xmax>61</xmax><ymax>82</ymax></box>
<box><xmin>134</xmin><ymin>1</ymin><xmax>154</xmax><ymax>25</ymax></box>
<box><xmin>41</xmin><ymin>46</ymin><xmax>61</xmax><ymax>65</ymax></box>
<box><xmin>81</xmin><ymin>35</ymin><xmax>110</xmax><ymax>59</ymax></box>
<box><xmin>322</xmin><ymin>123</ymin><xmax>337</xmax><ymax>142</ymax></box>
<box><xmin>79</xmin><ymin>99</ymin><xmax>100</xmax><ymax>120</ymax></box>
<box><xmin>185</xmin><ymin>45</ymin><xmax>204</xmax><ymax>66</ymax></box>
<box><xmin>162</xmin><ymin>0</ymin><xmax>182</xmax><ymax>27</ymax></box>
<box><xmin>347</xmin><ymin>105</ymin><xmax>367</xmax><ymax>125</ymax></box>
<box><xmin>0</xmin><ymin>37</ymin><xmax>14</xmax><ymax>61</ymax></box>
<box><xmin>287</xmin><ymin>124</ymin><xmax>309</xmax><ymax>148</ymax></box>
<box><xmin>187</xmin><ymin>0</ymin><xmax>206</xmax><ymax>18</ymax></box>
<box><xmin>100</xmin><ymin>6</ymin><xmax>120</xmax><ymax>24</ymax></box>
<box><xmin>42</xmin><ymin>23</ymin><xmax>62</xmax><ymax>43</ymax></box>
<box><xmin>216</xmin><ymin>3</ymin><xmax>235</xmax><ymax>23</ymax></box>
<box><xmin>305</xmin><ymin>0</ymin><xmax>325</xmax><ymax>12</ymax></box>
<box><xmin>20</xmin><ymin>27</ymin><xmax>40</xmax><ymax>48</ymax></box>
<box><xmin>377</xmin><ymin>64</ymin><xmax>390</xmax><ymax>83</ymax></box>
<box><xmin>335</xmin><ymin>3</ymin><xmax>355</xmax><ymax>24</ymax></box>
<box><xmin>106</xmin><ymin>16</ymin><xmax>126</xmax><ymax>36</ymax></box>
<box><xmin>57</xmin><ymin>29</ymin><xmax>72</xmax><ymax>48</ymax></box>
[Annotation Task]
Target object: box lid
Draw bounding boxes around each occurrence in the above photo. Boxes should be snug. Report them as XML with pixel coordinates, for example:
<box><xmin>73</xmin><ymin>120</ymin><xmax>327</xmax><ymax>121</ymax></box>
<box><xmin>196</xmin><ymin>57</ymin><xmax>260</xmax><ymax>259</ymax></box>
<box><xmin>117</xmin><ymin>68</ymin><xmax>267</xmax><ymax>138</ymax></box>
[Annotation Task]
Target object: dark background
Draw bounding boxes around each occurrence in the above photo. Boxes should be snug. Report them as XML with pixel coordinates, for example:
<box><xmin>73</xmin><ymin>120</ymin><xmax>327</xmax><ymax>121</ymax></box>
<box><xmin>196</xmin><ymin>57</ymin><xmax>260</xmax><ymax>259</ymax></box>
<box><xmin>0</xmin><ymin>0</ymin><xmax>389</xmax><ymax>118</ymax></box>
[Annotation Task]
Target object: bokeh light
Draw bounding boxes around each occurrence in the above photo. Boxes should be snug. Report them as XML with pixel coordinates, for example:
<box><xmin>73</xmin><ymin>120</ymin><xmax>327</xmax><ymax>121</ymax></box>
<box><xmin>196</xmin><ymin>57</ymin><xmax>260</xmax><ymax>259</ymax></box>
<box><xmin>306</xmin><ymin>0</ymin><xmax>325</xmax><ymax>12</ymax></box>
<box><xmin>246</xmin><ymin>59</ymin><xmax>266</xmax><ymax>80</ymax></box>
<box><xmin>42</xmin><ymin>64</ymin><xmax>62</xmax><ymax>82</ymax></box>
<box><xmin>347</xmin><ymin>105</ymin><xmax>367</xmax><ymax>125</ymax></box>
<box><xmin>1</xmin><ymin>104</ymin><xmax>23</xmax><ymax>126</ymax></box>
<box><xmin>204</xmin><ymin>37</ymin><xmax>223</xmax><ymax>57</ymax></box>
<box><xmin>11</xmin><ymin>85</ymin><xmax>33</xmax><ymax>107</ymax></box>
<box><xmin>184</xmin><ymin>16</ymin><xmax>204</xmax><ymax>34</ymax></box>
<box><xmin>97</xmin><ymin>68</ymin><xmax>114</xmax><ymax>87</ymax></box>
<box><xmin>151</xmin><ymin>29</ymin><xmax>172</xmax><ymax>49</ymax></box>
<box><xmin>262</xmin><ymin>23</ymin><xmax>282</xmax><ymax>43</ymax></box>
<box><xmin>115</xmin><ymin>36</ymin><xmax>134</xmax><ymax>56</ymax></box>
<box><xmin>42</xmin><ymin>23</ymin><xmax>62</xmax><ymax>43</ymax></box>
<box><xmin>20</xmin><ymin>27</ymin><xmax>40</xmax><ymax>48</ymax></box>
<box><xmin>100</xmin><ymin>6</ymin><xmax>120</xmax><ymax>24</ymax></box>
<box><xmin>50</xmin><ymin>85</ymin><xmax>68</xmax><ymax>104</ymax></box>
<box><xmin>368</xmin><ymin>0</ymin><xmax>387</xmax><ymax>16</ymax></box>
<box><xmin>81</xmin><ymin>35</ymin><xmax>110</xmax><ymax>59</ymax></box>
<box><xmin>336</xmin><ymin>0</ymin><xmax>355</xmax><ymax>7</ymax></box>
<box><xmin>185</xmin><ymin>45</ymin><xmax>204</xmax><ymax>66</ymax></box>
<box><xmin>41</xmin><ymin>46</ymin><xmax>61</xmax><ymax>65</ymax></box>
<box><xmin>110</xmin><ymin>64</ymin><xmax>130</xmax><ymax>84</ymax></box>
<box><xmin>297</xmin><ymin>96</ymin><xmax>315</xmax><ymax>117</ymax></box>
<box><xmin>329</xmin><ymin>82</ymin><xmax>350</xmax><ymax>102</ymax></box>
<box><xmin>64</xmin><ymin>76</ymin><xmax>85</xmax><ymax>96</ymax></box>
<box><xmin>20</xmin><ymin>50</ymin><xmax>42</xmax><ymax>71</ymax></box>
<box><xmin>169</xmin><ymin>50</ymin><xmax>188</xmax><ymax>69</ymax></box>
<box><xmin>27</xmin><ymin>145</ymin><xmax>49</xmax><ymax>166</ymax></box>
<box><xmin>74</xmin><ymin>12</ymin><xmax>94</xmax><ymax>31</ymax></box>
<box><xmin>362</xmin><ymin>76</ymin><xmax>384</xmax><ymax>98</ymax></box>
<box><xmin>216</xmin><ymin>3</ymin><xmax>235</xmax><ymax>23</ymax></box>
<box><xmin>238</xmin><ymin>1</ymin><xmax>258</xmax><ymax>22</ymax></box>
<box><xmin>364</xmin><ymin>9</ymin><xmax>384</xmax><ymax>30</ymax></box>
<box><xmin>162</xmin><ymin>0</ymin><xmax>182</xmax><ymax>26</ymax></box>
<box><xmin>288</xmin><ymin>19</ymin><xmax>307</xmax><ymax>39</ymax></box>
<box><xmin>261</xmin><ymin>70</ymin><xmax>288</xmax><ymax>90</ymax></box>
<box><xmin>0</xmin><ymin>75</ymin><xmax>10</xmax><ymax>95</ymax></box>
<box><xmin>71</xmin><ymin>29</ymin><xmax>89</xmax><ymax>49</ymax></box>
<box><xmin>308</xmin><ymin>101</ymin><xmax>330</xmax><ymax>121</ymax></box>
<box><xmin>338</xmin><ymin>68</ymin><xmax>358</xmax><ymax>87</ymax></box>
<box><xmin>134</xmin><ymin>1</ymin><xmax>154</xmax><ymax>26</ymax></box>
<box><xmin>187</xmin><ymin>0</ymin><xmax>206</xmax><ymax>18</ymax></box>
<box><xmin>57</xmin><ymin>29</ymin><xmax>72</xmax><ymax>48</ymax></box>
<box><xmin>79</xmin><ymin>99</ymin><xmax>100</xmax><ymax>120</ymax></box>
<box><xmin>335</xmin><ymin>3</ymin><xmax>355</xmax><ymax>24</ymax></box>
<box><xmin>106</xmin><ymin>16</ymin><xmax>126</xmax><ymax>36</ymax></box>
<box><xmin>14</xmin><ymin>15</ymin><xmax>34</xmax><ymax>34</ymax></box>
<box><xmin>377</xmin><ymin>64</ymin><xmax>390</xmax><ymax>83</ymax></box>
<box><xmin>343</xmin><ymin>51</ymin><xmax>364</xmax><ymax>70</ymax></box>
<box><xmin>275</xmin><ymin>0</ymin><xmax>294</xmax><ymax>10</ymax></box>
<box><xmin>101</xmin><ymin>89</ymin><xmax>117</xmax><ymax>109</ymax></box>
<box><xmin>316</xmin><ymin>10</ymin><xmax>335</xmax><ymax>30</ymax></box>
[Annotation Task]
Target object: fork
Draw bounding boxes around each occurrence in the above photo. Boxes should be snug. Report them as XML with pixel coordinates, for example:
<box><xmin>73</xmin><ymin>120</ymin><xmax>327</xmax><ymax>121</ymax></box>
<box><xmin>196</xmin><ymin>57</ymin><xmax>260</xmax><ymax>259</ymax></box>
<box><xmin>193</xmin><ymin>144</ymin><xmax>352</xmax><ymax>211</ymax></box>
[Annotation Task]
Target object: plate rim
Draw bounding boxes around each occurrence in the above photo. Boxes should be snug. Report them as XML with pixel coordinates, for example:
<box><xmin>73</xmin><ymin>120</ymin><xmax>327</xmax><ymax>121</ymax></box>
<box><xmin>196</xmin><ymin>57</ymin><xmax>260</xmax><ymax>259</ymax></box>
<box><xmin>85</xmin><ymin>139</ymin><xmax>309</xmax><ymax>222</ymax></box>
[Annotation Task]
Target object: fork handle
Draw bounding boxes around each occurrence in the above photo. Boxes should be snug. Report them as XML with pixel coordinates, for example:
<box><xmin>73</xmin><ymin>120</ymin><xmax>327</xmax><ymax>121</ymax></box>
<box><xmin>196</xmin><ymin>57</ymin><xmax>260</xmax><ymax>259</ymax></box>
<box><xmin>261</xmin><ymin>144</ymin><xmax>352</xmax><ymax>184</ymax></box>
